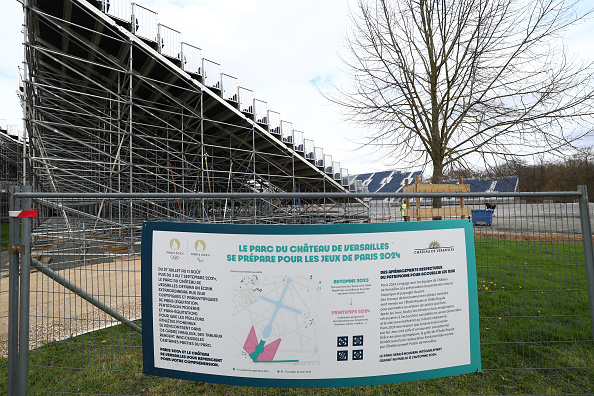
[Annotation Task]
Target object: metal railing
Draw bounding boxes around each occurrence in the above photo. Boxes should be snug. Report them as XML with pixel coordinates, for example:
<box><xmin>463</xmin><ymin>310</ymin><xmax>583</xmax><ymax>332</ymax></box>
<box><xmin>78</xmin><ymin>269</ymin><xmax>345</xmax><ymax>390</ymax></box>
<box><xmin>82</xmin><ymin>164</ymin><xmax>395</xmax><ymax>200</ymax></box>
<box><xmin>221</xmin><ymin>74</ymin><xmax>238</xmax><ymax>102</ymax></box>
<box><xmin>202</xmin><ymin>59</ymin><xmax>221</xmax><ymax>89</ymax></box>
<box><xmin>180</xmin><ymin>42</ymin><xmax>201</xmax><ymax>76</ymax></box>
<box><xmin>132</xmin><ymin>3</ymin><xmax>157</xmax><ymax>42</ymax></box>
<box><xmin>157</xmin><ymin>24</ymin><xmax>181</xmax><ymax>59</ymax></box>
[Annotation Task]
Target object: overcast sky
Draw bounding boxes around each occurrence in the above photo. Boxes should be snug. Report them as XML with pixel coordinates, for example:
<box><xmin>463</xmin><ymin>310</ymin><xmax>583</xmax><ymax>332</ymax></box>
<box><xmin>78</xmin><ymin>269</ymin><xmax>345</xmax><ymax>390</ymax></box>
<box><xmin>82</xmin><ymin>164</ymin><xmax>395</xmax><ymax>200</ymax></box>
<box><xmin>1</xmin><ymin>0</ymin><xmax>593</xmax><ymax>176</ymax></box>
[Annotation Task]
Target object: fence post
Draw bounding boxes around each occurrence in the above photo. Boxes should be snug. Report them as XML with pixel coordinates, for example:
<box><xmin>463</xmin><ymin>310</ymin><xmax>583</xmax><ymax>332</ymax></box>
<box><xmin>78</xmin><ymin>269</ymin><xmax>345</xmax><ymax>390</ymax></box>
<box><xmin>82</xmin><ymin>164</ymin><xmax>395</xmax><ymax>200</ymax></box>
<box><xmin>18</xmin><ymin>185</ymin><xmax>32</xmax><ymax>396</ymax></box>
<box><xmin>7</xmin><ymin>186</ymin><xmax>21</xmax><ymax>395</ymax></box>
<box><xmin>578</xmin><ymin>185</ymin><xmax>594</xmax><ymax>340</ymax></box>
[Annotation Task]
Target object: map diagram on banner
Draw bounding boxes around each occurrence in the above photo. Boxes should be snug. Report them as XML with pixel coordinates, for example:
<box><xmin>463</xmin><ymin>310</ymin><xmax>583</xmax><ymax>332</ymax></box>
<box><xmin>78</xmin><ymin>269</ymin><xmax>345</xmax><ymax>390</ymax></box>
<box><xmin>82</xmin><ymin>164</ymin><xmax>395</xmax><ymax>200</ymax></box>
<box><xmin>231</xmin><ymin>274</ymin><xmax>321</xmax><ymax>365</ymax></box>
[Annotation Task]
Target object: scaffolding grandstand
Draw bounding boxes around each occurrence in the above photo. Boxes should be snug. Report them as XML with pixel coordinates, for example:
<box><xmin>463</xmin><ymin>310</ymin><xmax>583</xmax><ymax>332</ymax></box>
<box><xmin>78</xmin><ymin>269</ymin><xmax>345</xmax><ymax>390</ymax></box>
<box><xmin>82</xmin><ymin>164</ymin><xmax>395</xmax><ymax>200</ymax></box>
<box><xmin>19</xmin><ymin>0</ymin><xmax>368</xmax><ymax>233</ymax></box>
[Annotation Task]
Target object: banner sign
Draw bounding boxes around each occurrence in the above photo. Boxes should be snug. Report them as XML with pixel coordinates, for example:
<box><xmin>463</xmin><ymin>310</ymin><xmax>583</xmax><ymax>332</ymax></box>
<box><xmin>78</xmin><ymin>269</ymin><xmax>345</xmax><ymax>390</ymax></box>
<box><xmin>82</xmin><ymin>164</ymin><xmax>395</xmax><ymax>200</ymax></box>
<box><xmin>141</xmin><ymin>220</ymin><xmax>480</xmax><ymax>388</ymax></box>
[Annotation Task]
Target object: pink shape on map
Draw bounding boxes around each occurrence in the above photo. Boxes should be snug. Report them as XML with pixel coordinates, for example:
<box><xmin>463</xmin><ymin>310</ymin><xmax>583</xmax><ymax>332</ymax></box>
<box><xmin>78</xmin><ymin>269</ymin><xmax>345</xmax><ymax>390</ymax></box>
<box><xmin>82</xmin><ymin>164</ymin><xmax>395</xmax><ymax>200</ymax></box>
<box><xmin>243</xmin><ymin>325</ymin><xmax>282</xmax><ymax>361</ymax></box>
<box><xmin>258</xmin><ymin>338</ymin><xmax>281</xmax><ymax>361</ymax></box>
<box><xmin>243</xmin><ymin>325</ymin><xmax>258</xmax><ymax>355</ymax></box>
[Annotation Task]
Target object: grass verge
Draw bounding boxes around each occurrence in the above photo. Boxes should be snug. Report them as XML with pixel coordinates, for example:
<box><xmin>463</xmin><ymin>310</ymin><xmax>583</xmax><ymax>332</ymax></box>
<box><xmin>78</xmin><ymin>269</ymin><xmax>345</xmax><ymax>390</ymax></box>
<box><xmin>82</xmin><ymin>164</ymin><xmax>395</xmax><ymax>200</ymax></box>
<box><xmin>1</xmin><ymin>223</ymin><xmax>9</xmax><ymax>250</ymax></box>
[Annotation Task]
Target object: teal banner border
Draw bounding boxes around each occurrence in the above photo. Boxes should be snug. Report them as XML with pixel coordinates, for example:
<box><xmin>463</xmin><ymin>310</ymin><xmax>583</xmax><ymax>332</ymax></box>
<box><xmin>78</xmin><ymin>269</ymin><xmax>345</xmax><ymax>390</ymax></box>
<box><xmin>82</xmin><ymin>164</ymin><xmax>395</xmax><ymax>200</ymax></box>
<box><xmin>141</xmin><ymin>220</ymin><xmax>481</xmax><ymax>388</ymax></box>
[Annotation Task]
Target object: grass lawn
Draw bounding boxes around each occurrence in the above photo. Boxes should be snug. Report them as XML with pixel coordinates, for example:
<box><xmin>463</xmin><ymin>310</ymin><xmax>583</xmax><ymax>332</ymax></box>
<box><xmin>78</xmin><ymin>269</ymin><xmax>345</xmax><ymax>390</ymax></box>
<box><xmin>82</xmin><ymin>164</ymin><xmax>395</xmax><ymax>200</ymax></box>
<box><xmin>1</xmin><ymin>223</ymin><xmax>9</xmax><ymax>250</ymax></box>
<box><xmin>1</xmin><ymin>238</ymin><xmax>592</xmax><ymax>395</ymax></box>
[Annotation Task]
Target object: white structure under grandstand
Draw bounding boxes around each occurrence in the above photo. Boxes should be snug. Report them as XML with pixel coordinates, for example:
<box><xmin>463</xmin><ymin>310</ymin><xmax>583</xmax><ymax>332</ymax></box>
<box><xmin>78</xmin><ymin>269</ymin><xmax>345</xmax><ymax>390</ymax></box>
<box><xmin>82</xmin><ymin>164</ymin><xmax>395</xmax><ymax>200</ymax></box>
<box><xmin>351</xmin><ymin>170</ymin><xmax>519</xmax><ymax>204</ymax></box>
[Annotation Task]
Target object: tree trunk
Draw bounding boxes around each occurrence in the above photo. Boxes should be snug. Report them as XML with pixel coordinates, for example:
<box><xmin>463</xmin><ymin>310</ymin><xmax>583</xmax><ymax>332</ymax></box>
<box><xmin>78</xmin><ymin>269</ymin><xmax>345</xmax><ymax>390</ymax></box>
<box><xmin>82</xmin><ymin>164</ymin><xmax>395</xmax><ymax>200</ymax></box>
<box><xmin>432</xmin><ymin>159</ymin><xmax>444</xmax><ymax>213</ymax></box>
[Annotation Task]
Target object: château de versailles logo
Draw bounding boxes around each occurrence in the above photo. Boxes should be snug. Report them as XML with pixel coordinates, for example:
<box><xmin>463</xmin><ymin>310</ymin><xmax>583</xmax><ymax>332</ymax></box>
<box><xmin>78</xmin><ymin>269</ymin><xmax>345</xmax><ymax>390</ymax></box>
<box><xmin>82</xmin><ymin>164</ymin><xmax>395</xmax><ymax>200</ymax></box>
<box><xmin>414</xmin><ymin>240</ymin><xmax>454</xmax><ymax>254</ymax></box>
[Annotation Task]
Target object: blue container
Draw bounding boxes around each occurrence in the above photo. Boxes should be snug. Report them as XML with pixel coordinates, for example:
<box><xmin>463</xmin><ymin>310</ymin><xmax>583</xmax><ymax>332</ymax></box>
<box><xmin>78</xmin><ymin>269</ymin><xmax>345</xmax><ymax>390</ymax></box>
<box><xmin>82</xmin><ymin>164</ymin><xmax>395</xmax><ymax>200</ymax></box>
<box><xmin>471</xmin><ymin>209</ymin><xmax>494</xmax><ymax>226</ymax></box>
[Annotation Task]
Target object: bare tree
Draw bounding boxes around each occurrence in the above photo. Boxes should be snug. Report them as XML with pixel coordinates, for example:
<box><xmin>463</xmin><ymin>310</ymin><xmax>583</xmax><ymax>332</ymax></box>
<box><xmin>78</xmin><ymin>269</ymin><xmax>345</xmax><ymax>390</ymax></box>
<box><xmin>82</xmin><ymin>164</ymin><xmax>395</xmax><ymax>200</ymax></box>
<box><xmin>327</xmin><ymin>0</ymin><xmax>594</xmax><ymax>183</ymax></box>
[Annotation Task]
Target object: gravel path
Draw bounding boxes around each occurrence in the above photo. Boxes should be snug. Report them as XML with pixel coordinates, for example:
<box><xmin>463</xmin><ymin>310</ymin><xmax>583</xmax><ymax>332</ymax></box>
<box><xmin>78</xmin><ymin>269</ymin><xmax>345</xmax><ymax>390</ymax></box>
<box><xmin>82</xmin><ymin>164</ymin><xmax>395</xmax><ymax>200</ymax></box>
<box><xmin>370</xmin><ymin>202</ymin><xmax>594</xmax><ymax>235</ymax></box>
<box><xmin>0</xmin><ymin>258</ymin><xmax>141</xmax><ymax>358</ymax></box>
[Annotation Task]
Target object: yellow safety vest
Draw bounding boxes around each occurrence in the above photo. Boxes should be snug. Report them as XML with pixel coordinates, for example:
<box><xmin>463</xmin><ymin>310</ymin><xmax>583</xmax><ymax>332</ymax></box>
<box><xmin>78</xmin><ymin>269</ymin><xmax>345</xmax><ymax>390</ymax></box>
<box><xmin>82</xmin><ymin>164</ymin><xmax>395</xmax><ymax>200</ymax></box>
<box><xmin>401</xmin><ymin>203</ymin><xmax>407</xmax><ymax>216</ymax></box>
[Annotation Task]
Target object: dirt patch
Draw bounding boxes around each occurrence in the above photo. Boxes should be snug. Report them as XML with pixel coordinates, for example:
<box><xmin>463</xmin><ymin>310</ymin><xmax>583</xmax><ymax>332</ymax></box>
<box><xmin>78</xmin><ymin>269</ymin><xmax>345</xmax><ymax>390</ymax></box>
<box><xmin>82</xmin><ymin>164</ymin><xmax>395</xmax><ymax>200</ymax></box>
<box><xmin>474</xmin><ymin>229</ymin><xmax>592</xmax><ymax>244</ymax></box>
<box><xmin>0</xmin><ymin>258</ymin><xmax>141</xmax><ymax>358</ymax></box>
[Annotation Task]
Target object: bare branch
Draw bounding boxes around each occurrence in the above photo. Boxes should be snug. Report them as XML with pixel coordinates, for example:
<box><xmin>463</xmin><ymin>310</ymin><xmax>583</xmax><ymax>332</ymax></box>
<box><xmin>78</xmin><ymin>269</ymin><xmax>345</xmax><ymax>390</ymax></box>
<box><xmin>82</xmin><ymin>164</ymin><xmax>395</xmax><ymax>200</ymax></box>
<box><xmin>322</xmin><ymin>0</ymin><xmax>594</xmax><ymax>182</ymax></box>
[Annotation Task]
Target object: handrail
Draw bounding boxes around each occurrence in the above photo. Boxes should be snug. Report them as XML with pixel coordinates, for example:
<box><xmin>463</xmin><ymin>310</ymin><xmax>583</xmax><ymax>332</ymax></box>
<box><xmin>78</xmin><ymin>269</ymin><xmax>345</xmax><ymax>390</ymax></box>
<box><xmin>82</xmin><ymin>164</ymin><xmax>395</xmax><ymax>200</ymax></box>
<box><xmin>13</xmin><ymin>191</ymin><xmax>582</xmax><ymax>199</ymax></box>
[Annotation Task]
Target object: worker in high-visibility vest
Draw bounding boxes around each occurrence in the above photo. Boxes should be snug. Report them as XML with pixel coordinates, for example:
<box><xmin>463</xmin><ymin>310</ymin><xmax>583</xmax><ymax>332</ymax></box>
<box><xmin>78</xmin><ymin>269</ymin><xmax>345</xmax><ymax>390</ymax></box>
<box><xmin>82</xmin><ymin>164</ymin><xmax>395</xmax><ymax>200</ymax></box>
<box><xmin>401</xmin><ymin>201</ymin><xmax>408</xmax><ymax>222</ymax></box>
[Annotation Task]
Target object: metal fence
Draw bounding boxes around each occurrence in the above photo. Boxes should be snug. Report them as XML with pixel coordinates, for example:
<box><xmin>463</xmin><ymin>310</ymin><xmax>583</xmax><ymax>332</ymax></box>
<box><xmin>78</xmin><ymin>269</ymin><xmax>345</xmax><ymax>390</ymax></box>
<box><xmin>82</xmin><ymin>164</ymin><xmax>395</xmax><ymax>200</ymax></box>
<box><xmin>0</xmin><ymin>198</ymin><xmax>9</xmax><ymax>394</ymax></box>
<box><xmin>2</xmin><ymin>188</ymin><xmax>594</xmax><ymax>395</ymax></box>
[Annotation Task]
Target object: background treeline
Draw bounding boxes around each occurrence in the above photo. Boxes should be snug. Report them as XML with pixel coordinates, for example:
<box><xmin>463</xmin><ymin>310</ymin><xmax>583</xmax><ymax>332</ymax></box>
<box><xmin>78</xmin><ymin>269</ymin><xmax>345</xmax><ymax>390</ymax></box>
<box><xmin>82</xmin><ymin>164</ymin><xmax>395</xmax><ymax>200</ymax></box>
<box><xmin>446</xmin><ymin>148</ymin><xmax>594</xmax><ymax>200</ymax></box>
